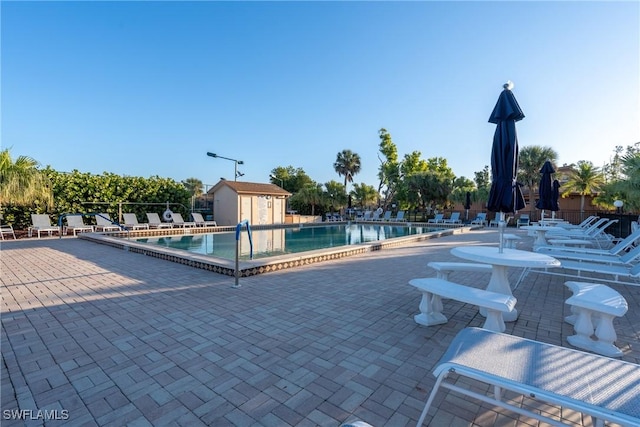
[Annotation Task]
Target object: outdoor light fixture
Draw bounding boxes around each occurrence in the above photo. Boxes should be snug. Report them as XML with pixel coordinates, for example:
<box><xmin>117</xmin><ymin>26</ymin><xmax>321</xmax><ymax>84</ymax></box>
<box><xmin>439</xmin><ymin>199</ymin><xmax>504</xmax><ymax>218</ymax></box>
<box><xmin>207</xmin><ymin>152</ymin><xmax>244</xmax><ymax>181</ymax></box>
<box><xmin>614</xmin><ymin>200</ymin><xmax>624</xmax><ymax>238</ymax></box>
<box><xmin>269</xmin><ymin>174</ymin><xmax>283</xmax><ymax>187</ymax></box>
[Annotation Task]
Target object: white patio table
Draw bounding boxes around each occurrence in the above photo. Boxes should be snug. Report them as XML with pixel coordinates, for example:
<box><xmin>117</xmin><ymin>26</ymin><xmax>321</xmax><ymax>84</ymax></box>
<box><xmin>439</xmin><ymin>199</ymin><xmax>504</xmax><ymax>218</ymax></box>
<box><xmin>450</xmin><ymin>246</ymin><xmax>560</xmax><ymax>321</ymax></box>
<box><xmin>520</xmin><ymin>225</ymin><xmax>560</xmax><ymax>249</ymax></box>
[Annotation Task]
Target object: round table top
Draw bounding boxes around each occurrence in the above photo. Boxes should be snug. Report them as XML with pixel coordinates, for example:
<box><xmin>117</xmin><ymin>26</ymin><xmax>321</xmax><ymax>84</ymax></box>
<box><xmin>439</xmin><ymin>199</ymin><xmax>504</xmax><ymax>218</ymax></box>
<box><xmin>451</xmin><ymin>246</ymin><xmax>561</xmax><ymax>268</ymax></box>
<box><xmin>520</xmin><ymin>225</ymin><xmax>558</xmax><ymax>232</ymax></box>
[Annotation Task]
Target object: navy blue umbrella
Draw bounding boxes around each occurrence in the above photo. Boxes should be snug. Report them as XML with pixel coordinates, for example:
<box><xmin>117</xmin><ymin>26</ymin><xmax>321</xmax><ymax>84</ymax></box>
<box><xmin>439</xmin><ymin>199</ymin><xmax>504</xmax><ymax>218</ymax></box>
<box><xmin>487</xmin><ymin>82</ymin><xmax>526</xmax><ymax>214</ymax></box>
<box><xmin>464</xmin><ymin>191</ymin><xmax>472</xmax><ymax>221</ymax></box>
<box><xmin>551</xmin><ymin>179</ymin><xmax>560</xmax><ymax>212</ymax></box>
<box><xmin>535</xmin><ymin>160</ymin><xmax>555</xmax><ymax>211</ymax></box>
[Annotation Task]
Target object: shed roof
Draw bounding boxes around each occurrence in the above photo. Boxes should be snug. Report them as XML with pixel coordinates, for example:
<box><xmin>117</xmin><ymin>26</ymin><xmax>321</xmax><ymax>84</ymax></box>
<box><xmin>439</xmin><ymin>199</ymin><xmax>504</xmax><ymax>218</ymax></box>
<box><xmin>208</xmin><ymin>180</ymin><xmax>291</xmax><ymax>196</ymax></box>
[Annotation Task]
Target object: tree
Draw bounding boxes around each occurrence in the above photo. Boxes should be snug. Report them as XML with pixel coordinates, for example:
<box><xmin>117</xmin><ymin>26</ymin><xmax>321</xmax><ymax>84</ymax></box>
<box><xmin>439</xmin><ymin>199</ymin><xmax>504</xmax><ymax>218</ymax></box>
<box><xmin>333</xmin><ymin>149</ymin><xmax>361</xmax><ymax>193</ymax></box>
<box><xmin>596</xmin><ymin>144</ymin><xmax>640</xmax><ymax>211</ymax></box>
<box><xmin>377</xmin><ymin>129</ymin><xmax>400</xmax><ymax>208</ymax></box>
<box><xmin>406</xmin><ymin>171</ymin><xmax>453</xmax><ymax>217</ymax></box>
<box><xmin>269</xmin><ymin>166</ymin><xmax>313</xmax><ymax>193</ymax></box>
<box><xmin>517</xmin><ymin>145</ymin><xmax>559</xmax><ymax>205</ymax></box>
<box><xmin>350</xmin><ymin>183</ymin><xmax>378</xmax><ymax>208</ymax></box>
<box><xmin>323</xmin><ymin>180</ymin><xmax>347</xmax><ymax>210</ymax></box>
<box><xmin>0</xmin><ymin>148</ymin><xmax>53</xmax><ymax>208</ymax></box>
<box><xmin>561</xmin><ymin>161</ymin><xmax>605</xmax><ymax>220</ymax></box>
<box><xmin>290</xmin><ymin>184</ymin><xmax>324</xmax><ymax>216</ymax></box>
<box><xmin>182</xmin><ymin>178</ymin><xmax>203</xmax><ymax>197</ymax></box>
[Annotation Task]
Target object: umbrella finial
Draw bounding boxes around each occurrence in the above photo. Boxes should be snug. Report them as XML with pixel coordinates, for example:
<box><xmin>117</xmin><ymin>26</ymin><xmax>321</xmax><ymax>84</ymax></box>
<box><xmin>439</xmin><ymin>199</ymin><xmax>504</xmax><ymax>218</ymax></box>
<box><xmin>503</xmin><ymin>80</ymin><xmax>514</xmax><ymax>90</ymax></box>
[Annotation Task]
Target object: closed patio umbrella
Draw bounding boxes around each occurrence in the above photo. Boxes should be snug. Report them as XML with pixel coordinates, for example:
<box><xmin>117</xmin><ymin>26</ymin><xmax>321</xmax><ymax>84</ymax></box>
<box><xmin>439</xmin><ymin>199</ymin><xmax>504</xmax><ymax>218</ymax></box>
<box><xmin>464</xmin><ymin>191</ymin><xmax>472</xmax><ymax>221</ymax></box>
<box><xmin>487</xmin><ymin>81</ymin><xmax>526</xmax><ymax>251</ymax></box>
<box><xmin>487</xmin><ymin>82</ymin><xmax>526</xmax><ymax>215</ymax></box>
<box><xmin>551</xmin><ymin>179</ymin><xmax>560</xmax><ymax>217</ymax></box>
<box><xmin>535</xmin><ymin>160</ymin><xmax>555</xmax><ymax>219</ymax></box>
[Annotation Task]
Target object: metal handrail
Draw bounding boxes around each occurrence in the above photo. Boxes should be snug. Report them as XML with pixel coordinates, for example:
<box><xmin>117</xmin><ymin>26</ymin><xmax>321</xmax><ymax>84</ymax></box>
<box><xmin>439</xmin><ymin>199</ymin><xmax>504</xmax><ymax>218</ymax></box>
<box><xmin>234</xmin><ymin>220</ymin><xmax>253</xmax><ymax>288</ymax></box>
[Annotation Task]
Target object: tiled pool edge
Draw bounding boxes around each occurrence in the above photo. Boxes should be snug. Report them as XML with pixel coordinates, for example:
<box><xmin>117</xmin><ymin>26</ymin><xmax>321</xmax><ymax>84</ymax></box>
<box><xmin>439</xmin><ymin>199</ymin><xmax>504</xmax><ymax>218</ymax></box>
<box><xmin>79</xmin><ymin>223</ymin><xmax>473</xmax><ymax>277</ymax></box>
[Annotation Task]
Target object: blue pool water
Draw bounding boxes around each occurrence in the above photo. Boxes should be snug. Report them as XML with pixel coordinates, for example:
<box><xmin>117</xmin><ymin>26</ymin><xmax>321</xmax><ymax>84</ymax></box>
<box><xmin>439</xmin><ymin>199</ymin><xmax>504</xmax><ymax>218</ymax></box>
<box><xmin>136</xmin><ymin>224</ymin><xmax>441</xmax><ymax>261</ymax></box>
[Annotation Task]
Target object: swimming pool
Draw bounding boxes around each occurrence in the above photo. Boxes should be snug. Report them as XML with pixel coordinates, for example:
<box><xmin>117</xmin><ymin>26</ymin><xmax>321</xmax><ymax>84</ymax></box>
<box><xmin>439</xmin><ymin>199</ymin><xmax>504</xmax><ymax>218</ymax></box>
<box><xmin>135</xmin><ymin>223</ymin><xmax>442</xmax><ymax>261</ymax></box>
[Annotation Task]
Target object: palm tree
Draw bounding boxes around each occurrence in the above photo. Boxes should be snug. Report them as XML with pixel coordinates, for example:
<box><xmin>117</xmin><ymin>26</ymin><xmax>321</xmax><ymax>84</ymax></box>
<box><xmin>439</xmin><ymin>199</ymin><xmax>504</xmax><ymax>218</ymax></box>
<box><xmin>0</xmin><ymin>148</ymin><xmax>53</xmax><ymax>208</ymax></box>
<box><xmin>561</xmin><ymin>161</ymin><xmax>605</xmax><ymax>220</ymax></box>
<box><xmin>350</xmin><ymin>183</ymin><xmax>378</xmax><ymax>209</ymax></box>
<box><xmin>294</xmin><ymin>184</ymin><xmax>325</xmax><ymax>216</ymax></box>
<box><xmin>181</xmin><ymin>177</ymin><xmax>203</xmax><ymax>197</ymax></box>
<box><xmin>518</xmin><ymin>145</ymin><xmax>559</xmax><ymax>205</ymax></box>
<box><xmin>333</xmin><ymin>149</ymin><xmax>361</xmax><ymax>193</ymax></box>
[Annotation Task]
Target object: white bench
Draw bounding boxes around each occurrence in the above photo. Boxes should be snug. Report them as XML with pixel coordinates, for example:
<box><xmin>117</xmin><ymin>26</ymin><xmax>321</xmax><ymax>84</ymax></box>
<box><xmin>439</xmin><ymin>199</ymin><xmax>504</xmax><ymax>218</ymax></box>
<box><xmin>427</xmin><ymin>262</ymin><xmax>492</xmax><ymax>280</ymax></box>
<box><xmin>417</xmin><ymin>327</ymin><xmax>640</xmax><ymax>427</ymax></box>
<box><xmin>502</xmin><ymin>233</ymin><xmax>521</xmax><ymax>248</ymax></box>
<box><xmin>408</xmin><ymin>278</ymin><xmax>516</xmax><ymax>332</ymax></box>
<box><xmin>564</xmin><ymin>281</ymin><xmax>628</xmax><ymax>357</ymax></box>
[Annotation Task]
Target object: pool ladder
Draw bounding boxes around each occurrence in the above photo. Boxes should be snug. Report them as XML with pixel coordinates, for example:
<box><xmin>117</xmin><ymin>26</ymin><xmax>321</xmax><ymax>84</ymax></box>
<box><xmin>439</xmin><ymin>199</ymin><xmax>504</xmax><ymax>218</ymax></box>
<box><xmin>234</xmin><ymin>220</ymin><xmax>253</xmax><ymax>288</ymax></box>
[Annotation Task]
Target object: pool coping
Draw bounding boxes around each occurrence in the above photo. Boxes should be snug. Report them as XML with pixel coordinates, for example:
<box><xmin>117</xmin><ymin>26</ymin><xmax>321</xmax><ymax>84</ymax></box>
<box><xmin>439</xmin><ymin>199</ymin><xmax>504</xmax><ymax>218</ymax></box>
<box><xmin>79</xmin><ymin>222</ymin><xmax>473</xmax><ymax>277</ymax></box>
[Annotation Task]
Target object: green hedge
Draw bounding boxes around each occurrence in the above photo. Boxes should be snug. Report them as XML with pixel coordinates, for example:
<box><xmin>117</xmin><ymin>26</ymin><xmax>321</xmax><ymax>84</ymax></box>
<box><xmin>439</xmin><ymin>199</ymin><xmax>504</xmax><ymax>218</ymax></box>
<box><xmin>3</xmin><ymin>168</ymin><xmax>191</xmax><ymax>230</ymax></box>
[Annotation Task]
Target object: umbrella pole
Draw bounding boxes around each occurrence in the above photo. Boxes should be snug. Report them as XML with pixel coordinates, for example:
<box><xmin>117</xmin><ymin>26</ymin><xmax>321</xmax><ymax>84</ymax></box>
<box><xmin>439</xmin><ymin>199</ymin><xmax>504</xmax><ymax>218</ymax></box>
<box><xmin>498</xmin><ymin>212</ymin><xmax>506</xmax><ymax>253</ymax></box>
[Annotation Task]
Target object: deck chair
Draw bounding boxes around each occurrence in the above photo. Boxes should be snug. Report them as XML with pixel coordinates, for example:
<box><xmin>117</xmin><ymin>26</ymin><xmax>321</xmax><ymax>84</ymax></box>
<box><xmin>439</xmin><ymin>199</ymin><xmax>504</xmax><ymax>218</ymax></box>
<box><xmin>123</xmin><ymin>213</ymin><xmax>149</xmax><ymax>230</ymax></box>
<box><xmin>534</xmin><ymin>243</ymin><xmax>640</xmax><ymax>266</ymax></box>
<box><xmin>428</xmin><ymin>213</ymin><xmax>444</xmax><ymax>224</ymax></box>
<box><xmin>371</xmin><ymin>211</ymin><xmax>381</xmax><ymax>221</ymax></box>
<box><xmin>95</xmin><ymin>213</ymin><xmax>121</xmax><ymax>232</ymax></box>
<box><xmin>170</xmin><ymin>213</ymin><xmax>196</xmax><ymax>228</ymax></box>
<box><xmin>554</xmin><ymin>215</ymin><xmax>599</xmax><ymax>231</ymax></box>
<box><xmin>191</xmin><ymin>212</ymin><xmax>217</xmax><ymax>227</ymax></box>
<box><xmin>394</xmin><ymin>211</ymin><xmax>406</xmax><ymax>222</ymax></box>
<box><xmin>536</xmin><ymin>228</ymin><xmax>640</xmax><ymax>256</ymax></box>
<box><xmin>1</xmin><ymin>224</ymin><xmax>16</xmax><ymax>240</ymax></box>
<box><xmin>470</xmin><ymin>212</ymin><xmax>487</xmax><ymax>226</ymax></box>
<box><xmin>358</xmin><ymin>211</ymin><xmax>372</xmax><ymax>221</ymax></box>
<box><xmin>146</xmin><ymin>213</ymin><xmax>173</xmax><ymax>228</ymax></box>
<box><xmin>28</xmin><ymin>214</ymin><xmax>61</xmax><ymax>238</ymax></box>
<box><xmin>443</xmin><ymin>212</ymin><xmax>461</xmax><ymax>224</ymax></box>
<box><xmin>516</xmin><ymin>214</ymin><xmax>530</xmax><ymax>228</ymax></box>
<box><xmin>64</xmin><ymin>215</ymin><xmax>94</xmax><ymax>236</ymax></box>
<box><xmin>381</xmin><ymin>211</ymin><xmax>392</xmax><ymax>221</ymax></box>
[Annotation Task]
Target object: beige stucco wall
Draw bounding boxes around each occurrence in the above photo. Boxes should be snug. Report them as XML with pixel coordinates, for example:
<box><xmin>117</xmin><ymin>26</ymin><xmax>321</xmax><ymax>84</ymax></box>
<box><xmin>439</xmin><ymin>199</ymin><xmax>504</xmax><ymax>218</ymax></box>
<box><xmin>213</xmin><ymin>188</ymin><xmax>288</xmax><ymax>226</ymax></box>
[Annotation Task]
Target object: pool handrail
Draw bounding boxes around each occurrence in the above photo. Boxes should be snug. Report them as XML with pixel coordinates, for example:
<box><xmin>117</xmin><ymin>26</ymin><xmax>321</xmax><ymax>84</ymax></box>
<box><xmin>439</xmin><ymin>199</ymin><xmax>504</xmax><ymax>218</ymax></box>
<box><xmin>234</xmin><ymin>220</ymin><xmax>253</xmax><ymax>288</ymax></box>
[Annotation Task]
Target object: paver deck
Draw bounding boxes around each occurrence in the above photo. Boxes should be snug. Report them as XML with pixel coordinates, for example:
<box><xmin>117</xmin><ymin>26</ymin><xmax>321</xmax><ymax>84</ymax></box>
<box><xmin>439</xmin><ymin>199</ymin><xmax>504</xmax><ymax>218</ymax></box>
<box><xmin>2</xmin><ymin>228</ymin><xmax>638</xmax><ymax>426</ymax></box>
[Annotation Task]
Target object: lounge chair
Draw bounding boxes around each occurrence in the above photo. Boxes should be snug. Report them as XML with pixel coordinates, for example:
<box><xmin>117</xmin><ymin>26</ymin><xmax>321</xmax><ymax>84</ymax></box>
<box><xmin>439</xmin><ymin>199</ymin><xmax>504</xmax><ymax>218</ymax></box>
<box><xmin>470</xmin><ymin>212</ymin><xmax>487</xmax><ymax>226</ymax></box>
<box><xmin>146</xmin><ymin>212</ymin><xmax>173</xmax><ymax>228</ymax></box>
<box><xmin>357</xmin><ymin>211</ymin><xmax>372</xmax><ymax>222</ymax></box>
<box><xmin>122</xmin><ymin>213</ymin><xmax>149</xmax><ymax>230</ymax></box>
<box><xmin>28</xmin><ymin>214</ymin><xmax>61</xmax><ymax>238</ymax></box>
<box><xmin>443</xmin><ymin>212</ymin><xmax>461</xmax><ymax>224</ymax></box>
<box><xmin>428</xmin><ymin>213</ymin><xmax>444</xmax><ymax>224</ymax></box>
<box><xmin>371</xmin><ymin>211</ymin><xmax>382</xmax><ymax>221</ymax></box>
<box><xmin>394</xmin><ymin>211</ymin><xmax>406</xmax><ymax>222</ymax></box>
<box><xmin>191</xmin><ymin>212</ymin><xmax>217</xmax><ymax>227</ymax></box>
<box><xmin>516</xmin><ymin>214</ymin><xmax>530</xmax><ymax>228</ymax></box>
<box><xmin>64</xmin><ymin>215</ymin><xmax>94</xmax><ymax>236</ymax></box>
<box><xmin>546</xmin><ymin>218</ymin><xmax>618</xmax><ymax>248</ymax></box>
<box><xmin>554</xmin><ymin>215</ymin><xmax>599</xmax><ymax>230</ymax></box>
<box><xmin>170</xmin><ymin>213</ymin><xmax>196</xmax><ymax>228</ymax></box>
<box><xmin>380</xmin><ymin>211</ymin><xmax>392</xmax><ymax>221</ymax></box>
<box><xmin>95</xmin><ymin>213</ymin><xmax>121</xmax><ymax>232</ymax></box>
<box><xmin>534</xmin><ymin>244</ymin><xmax>640</xmax><ymax>266</ymax></box>
<box><xmin>536</xmin><ymin>228</ymin><xmax>640</xmax><ymax>256</ymax></box>
<box><xmin>1</xmin><ymin>224</ymin><xmax>16</xmax><ymax>240</ymax></box>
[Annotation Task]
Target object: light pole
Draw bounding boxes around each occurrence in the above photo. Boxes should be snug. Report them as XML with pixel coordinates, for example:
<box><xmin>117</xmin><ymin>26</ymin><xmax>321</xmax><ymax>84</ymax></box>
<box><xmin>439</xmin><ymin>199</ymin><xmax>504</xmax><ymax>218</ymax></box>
<box><xmin>207</xmin><ymin>152</ymin><xmax>244</xmax><ymax>181</ymax></box>
<box><xmin>269</xmin><ymin>174</ymin><xmax>283</xmax><ymax>188</ymax></box>
<box><xmin>614</xmin><ymin>200</ymin><xmax>624</xmax><ymax>238</ymax></box>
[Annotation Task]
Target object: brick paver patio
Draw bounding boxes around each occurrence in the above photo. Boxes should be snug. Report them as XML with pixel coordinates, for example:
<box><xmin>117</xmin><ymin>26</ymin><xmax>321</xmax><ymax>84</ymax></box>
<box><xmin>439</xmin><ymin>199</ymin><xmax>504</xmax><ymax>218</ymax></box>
<box><xmin>1</xmin><ymin>228</ymin><xmax>638</xmax><ymax>426</ymax></box>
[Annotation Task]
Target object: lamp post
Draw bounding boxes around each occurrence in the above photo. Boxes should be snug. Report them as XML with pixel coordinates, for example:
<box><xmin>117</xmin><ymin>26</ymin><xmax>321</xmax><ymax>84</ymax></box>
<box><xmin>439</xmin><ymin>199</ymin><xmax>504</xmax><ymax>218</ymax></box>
<box><xmin>269</xmin><ymin>174</ymin><xmax>283</xmax><ymax>188</ymax></box>
<box><xmin>207</xmin><ymin>152</ymin><xmax>244</xmax><ymax>181</ymax></box>
<box><xmin>614</xmin><ymin>200</ymin><xmax>624</xmax><ymax>238</ymax></box>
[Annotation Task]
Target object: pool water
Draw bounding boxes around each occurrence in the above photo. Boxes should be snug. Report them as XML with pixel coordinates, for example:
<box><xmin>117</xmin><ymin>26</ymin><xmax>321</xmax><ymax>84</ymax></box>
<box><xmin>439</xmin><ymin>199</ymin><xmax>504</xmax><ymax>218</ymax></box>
<box><xmin>136</xmin><ymin>224</ymin><xmax>440</xmax><ymax>261</ymax></box>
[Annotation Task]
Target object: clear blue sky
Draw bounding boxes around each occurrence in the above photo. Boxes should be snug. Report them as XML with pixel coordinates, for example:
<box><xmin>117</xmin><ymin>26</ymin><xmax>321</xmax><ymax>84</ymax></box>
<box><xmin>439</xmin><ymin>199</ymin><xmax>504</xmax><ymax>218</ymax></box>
<box><xmin>2</xmin><ymin>1</ymin><xmax>639</xmax><ymax>191</ymax></box>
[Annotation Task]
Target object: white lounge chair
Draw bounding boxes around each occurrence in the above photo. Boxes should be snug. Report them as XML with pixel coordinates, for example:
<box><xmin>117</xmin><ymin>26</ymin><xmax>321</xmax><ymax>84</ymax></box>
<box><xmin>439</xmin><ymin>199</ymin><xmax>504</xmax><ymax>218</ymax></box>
<box><xmin>443</xmin><ymin>212</ymin><xmax>461</xmax><ymax>224</ymax></box>
<box><xmin>64</xmin><ymin>215</ymin><xmax>94</xmax><ymax>236</ymax></box>
<box><xmin>534</xmin><ymin>244</ymin><xmax>640</xmax><ymax>266</ymax></box>
<box><xmin>170</xmin><ymin>213</ymin><xmax>196</xmax><ymax>228</ymax></box>
<box><xmin>428</xmin><ymin>213</ymin><xmax>444</xmax><ymax>224</ymax></box>
<box><xmin>554</xmin><ymin>215</ymin><xmax>600</xmax><ymax>230</ymax></box>
<box><xmin>360</xmin><ymin>211</ymin><xmax>372</xmax><ymax>221</ymax></box>
<box><xmin>516</xmin><ymin>214</ymin><xmax>530</xmax><ymax>228</ymax></box>
<box><xmin>1</xmin><ymin>224</ymin><xmax>16</xmax><ymax>240</ymax></box>
<box><xmin>95</xmin><ymin>213</ymin><xmax>121</xmax><ymax>232</ymax></box>
<box><xmin>191</xmin><ymin>212</ymin><xmax>217</xmax><ymax>227</ymax></box>
<box><xmin>146</xmin><ymin>212</ymin><xmax>173</xmax><ymax>228</ymax></box>
<box><xmin>470</xmin><ymin>213</ymin><xmax>487</xmax><ymax>226</ymax></box>
<box><xmin>536</xmin><ymin>228</ymin><xmax>640</xmax><ymax>256</ymax></box>
<box><xmin>371</xmin><ymin>211</ymin><xmax>381</xmax><ymax>221</ymax></box>
<box><xmin>394</xmin><ymin>211</ymin><xmax>406</xmax><ymax>222</ymax></box>
<box><xmin>28</xmin><ymin>214</ymin><xmax>61</xmax><ymax>238</ymax></box>
<box><xmin>123</xmin><ymin>213</ymin><xmax>149</xmax><ymax>230</ymax></box>
<box><xmin>380</xmin><ymin>211</ymin><xmax>392</xmax><ymax>221</ymax></box>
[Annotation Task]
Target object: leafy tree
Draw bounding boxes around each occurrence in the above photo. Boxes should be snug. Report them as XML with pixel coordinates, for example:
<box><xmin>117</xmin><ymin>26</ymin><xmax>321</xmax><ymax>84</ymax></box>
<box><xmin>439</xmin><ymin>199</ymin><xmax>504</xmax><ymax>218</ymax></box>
<box><xmin>596</xmin><ymin>144</ymin><xmax>640</xmax><ymax>211</ymax></box>
<box><xmin>269</xmin><ymin>166</ymin><xmax>313</xmax><ymax>193</ymax></box>
<box><xmin>517</xmin><ymin>145</ymin><xmax>559</xmax><ymax>203</ymax></box>
<box><xmin>333</xmin><ymin>149</ymin><xmax>361</xmax><ymax>193</ymax></box>
<box><xmin>350</xmin><ymin>183</ymin><xmax>378</xmax><ymax>209</ymax></box>
<box><xmin>406</xmin><ymin>171</ymin><xmax>453</xmax><ymax>217</ymax></box>
<box><xmin>290</xmin><ymin>184</ymin><xmax>324</xmax><ymax>216</ymax></box>
<box><xmin>561</xmin><ymin>161</ymin><xmax>605</xmax><ymax>220</ymax></box>
<box><xmin>450</xmin><ymin>176</ymin><xmax>476</xmax><ymax>206</ymax></box>
<box><xmin>0</xmin><ymin>148</ymin><xmax>53</xmax><ymax>209</ymax></box>
<box><xmin>323</xmin><ymin>180</ymin><xmax>347</xmax><ymax>210</ymax></box>
<box><xmin>377</xmin><ymin>129</ymin><xmax>401</xmax><ymax>208</ymax></box>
